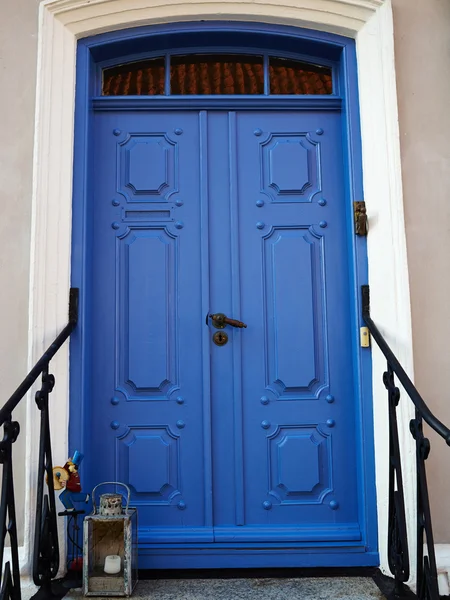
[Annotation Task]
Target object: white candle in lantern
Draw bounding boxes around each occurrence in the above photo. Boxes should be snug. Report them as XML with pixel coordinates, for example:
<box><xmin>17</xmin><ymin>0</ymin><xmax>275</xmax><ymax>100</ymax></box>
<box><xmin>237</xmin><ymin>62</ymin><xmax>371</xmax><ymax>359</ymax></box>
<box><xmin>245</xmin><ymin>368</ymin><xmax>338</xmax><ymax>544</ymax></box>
<box><xmin>104</xmin><ymin>555</ymin><xmax>121</xmax><ymax>574</ymax></box>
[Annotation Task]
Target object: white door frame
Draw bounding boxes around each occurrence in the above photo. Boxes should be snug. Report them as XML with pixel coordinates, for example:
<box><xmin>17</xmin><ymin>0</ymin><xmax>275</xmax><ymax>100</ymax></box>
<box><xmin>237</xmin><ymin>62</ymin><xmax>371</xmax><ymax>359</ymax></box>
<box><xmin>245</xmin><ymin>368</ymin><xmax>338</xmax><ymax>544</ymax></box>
<box><xmin>24</xmin><ymin>0</ymin><xmax>416</xmax><ymax>584</ymax></box>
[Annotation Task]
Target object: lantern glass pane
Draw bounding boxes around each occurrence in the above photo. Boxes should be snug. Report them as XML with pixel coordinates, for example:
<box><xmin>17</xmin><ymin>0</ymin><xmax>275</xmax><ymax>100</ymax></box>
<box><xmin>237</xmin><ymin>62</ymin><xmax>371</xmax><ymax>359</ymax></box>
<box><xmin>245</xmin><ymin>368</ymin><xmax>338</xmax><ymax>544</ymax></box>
<box><xmin>86</xmin><ymin>520</ymin><xmax>126</xmax><ymax>593</ymax></box>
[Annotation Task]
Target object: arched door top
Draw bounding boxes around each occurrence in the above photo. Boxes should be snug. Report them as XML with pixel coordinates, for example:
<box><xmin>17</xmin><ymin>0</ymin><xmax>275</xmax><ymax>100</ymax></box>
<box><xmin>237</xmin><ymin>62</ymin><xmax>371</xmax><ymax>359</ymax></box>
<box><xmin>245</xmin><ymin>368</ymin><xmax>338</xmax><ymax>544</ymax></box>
<box><xmin>86</xmin><ymin>22</ymin><xmax>349</xmax><ymax>104</ymax></box>
<box><xmin>88</xmin><ymin>24</ymin><xmax>349</xmax><ymax>79</ymax></box>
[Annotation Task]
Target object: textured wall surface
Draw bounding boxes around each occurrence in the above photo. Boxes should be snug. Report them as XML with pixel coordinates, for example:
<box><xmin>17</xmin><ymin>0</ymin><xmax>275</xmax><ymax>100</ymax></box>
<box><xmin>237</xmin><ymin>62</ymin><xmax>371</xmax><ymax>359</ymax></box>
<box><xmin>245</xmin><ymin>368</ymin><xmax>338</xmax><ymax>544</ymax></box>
<box><xmin>392</xmin><ymin>0</ymin><xmax>450</xmax><ymax>544</ymax></box>
<box><xmin>0</xmin><ymin>0</ymin><xmax>39</xmax><ymax>544</ymax></box>
<box><xmin>0</xmin><ymin>0</ymin><xmax>449</xmax><ymax>550</ymax></box>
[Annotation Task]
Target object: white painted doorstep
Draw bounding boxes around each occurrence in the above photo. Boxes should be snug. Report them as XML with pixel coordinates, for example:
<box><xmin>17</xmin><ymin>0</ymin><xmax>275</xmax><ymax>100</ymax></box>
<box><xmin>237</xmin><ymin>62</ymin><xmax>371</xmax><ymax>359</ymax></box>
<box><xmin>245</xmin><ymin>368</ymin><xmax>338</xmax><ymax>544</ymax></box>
<box><xmin>22</xmin><ymin>0</ymin><xmax>448</xmax><ymax>592</ymax></box>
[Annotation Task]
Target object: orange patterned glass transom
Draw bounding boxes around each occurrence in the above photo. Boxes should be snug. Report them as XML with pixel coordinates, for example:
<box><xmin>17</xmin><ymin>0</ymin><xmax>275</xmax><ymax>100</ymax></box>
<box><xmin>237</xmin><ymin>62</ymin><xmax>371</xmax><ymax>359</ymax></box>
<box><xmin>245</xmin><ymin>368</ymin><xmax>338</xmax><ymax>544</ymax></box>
<box><xmin>102</xmin><ymin>54</ymin><xmax>333</xmax><ymax>95</ymax></box>
<box><xmin>103</xmin><ymin>58</ymin><xmax>165</xmax><ymax>95</ymax></box>
<box><xmin>269</xmin><ymin>57</ymin><xmax>332</xmax><ymax>95</ymax></box>
<box><xmin>170</xmin><ymin>54</ymin><xmax>264</xmax><ymax>95</ymax></box>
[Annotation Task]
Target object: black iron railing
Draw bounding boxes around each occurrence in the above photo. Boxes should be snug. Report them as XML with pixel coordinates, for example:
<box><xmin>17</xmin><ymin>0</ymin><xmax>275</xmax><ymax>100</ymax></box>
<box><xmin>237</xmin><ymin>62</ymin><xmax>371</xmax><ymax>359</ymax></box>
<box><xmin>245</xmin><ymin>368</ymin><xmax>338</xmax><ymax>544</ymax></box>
<box><xmin>362</xmin><ymin>285</ymin><xmax>450</xmax><ymax>600</ymax></box>
<box><xmin>0</xmin><ymin>289</ymin><xmax>79</xmax><ymax>600</ymax></box>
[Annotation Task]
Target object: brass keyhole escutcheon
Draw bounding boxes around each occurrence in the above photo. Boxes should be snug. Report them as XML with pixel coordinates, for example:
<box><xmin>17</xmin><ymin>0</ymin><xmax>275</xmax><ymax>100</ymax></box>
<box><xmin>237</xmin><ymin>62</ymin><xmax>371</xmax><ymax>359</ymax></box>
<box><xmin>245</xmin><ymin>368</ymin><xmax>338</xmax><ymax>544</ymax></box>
<box><xmin>213</xmin><ymin>331</ymin><xmax>228</xmax><ymax>346</ymax></box>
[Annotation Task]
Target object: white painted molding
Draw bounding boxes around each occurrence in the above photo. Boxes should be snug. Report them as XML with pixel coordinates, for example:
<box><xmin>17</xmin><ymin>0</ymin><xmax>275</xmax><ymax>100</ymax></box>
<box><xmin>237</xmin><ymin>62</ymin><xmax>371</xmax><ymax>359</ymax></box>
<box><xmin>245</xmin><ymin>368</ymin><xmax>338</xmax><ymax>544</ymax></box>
<box><xmin>435</xmin><ymin>544</ymin><xmax>450</xmax><ymax>596</ymax></box>
<box><xmin>25</xmin><ymin>0</ymin><xmax>417</xmax><ymax>585</ymax></box>
<box><xmin>43</xmin><ymin>0</ymin><xmax>384</xmax><ymax>38</ymax></box>
<box><xmin>356</xmin><ymin>0</ymin><xmax>416</xmax><ymax>579</ymax></box>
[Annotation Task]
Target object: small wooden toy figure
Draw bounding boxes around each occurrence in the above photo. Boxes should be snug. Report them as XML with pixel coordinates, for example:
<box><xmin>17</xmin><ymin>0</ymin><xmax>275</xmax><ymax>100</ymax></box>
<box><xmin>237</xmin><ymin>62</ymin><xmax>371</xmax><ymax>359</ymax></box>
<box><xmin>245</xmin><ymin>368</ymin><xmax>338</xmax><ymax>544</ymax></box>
<box><xmin>53</xmin><ymin>450</ymin><xmax>90</xmax><ymax>512</ymax></box>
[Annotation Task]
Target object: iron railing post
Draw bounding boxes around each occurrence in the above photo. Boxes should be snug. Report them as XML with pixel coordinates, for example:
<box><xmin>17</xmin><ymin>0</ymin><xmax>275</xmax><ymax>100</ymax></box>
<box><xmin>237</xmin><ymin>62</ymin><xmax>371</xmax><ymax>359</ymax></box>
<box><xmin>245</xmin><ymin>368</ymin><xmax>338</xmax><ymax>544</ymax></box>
<box><xmin>0</xmin><ymin>289</ymin><xmax>78</xmax><ymax>600</ymax></box>
<box><xmin>362</xmin><ymin>285</ymin><xmax>450</xmax><ymax>600</ymax></box>
<box><xmin>0</xmin><ymin>417</ymin><xmax>21</xmax><ymax>600</ymax></box>
<box><xmin>33</xmin><ymin>366</ymin><xmax>59</xmax><ymax>591</ymax></box>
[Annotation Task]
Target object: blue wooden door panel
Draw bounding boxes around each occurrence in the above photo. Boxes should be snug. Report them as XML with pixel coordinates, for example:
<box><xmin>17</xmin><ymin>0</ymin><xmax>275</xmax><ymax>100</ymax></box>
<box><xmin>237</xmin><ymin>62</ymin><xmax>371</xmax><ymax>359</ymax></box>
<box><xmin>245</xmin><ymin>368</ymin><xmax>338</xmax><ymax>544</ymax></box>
<box><xmin>88</xmin><ymin>108</ymin><xmax>362</xmax><ymax>561</ymax></box>
<box><xmin>89</xmin><ymin>112</ymin><xmax>214</xmax><ymax>543</ymax></box>
<box><xmin>210</xmin><ymin>111</ymin><xmax>359</xmax><ymax>543</ymax></box>
<box><xmin>236</xmin><ymin>111</ymin><xmax>358</xmax><ymax>538</ymax></box>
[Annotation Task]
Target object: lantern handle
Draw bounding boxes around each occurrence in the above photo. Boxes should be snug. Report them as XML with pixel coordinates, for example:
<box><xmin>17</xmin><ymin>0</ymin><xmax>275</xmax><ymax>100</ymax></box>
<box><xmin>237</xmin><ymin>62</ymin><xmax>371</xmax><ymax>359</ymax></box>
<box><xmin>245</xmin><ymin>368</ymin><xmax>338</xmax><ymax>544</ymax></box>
<box><xmin>91</xmin><ymin>481</ymin><xmax>131</xmax><ymax>515</ymax></box>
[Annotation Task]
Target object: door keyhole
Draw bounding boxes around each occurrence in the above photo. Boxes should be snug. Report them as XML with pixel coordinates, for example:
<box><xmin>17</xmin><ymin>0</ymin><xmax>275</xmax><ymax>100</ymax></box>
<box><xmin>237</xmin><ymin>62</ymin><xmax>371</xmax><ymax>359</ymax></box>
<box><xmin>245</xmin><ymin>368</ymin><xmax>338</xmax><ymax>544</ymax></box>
<box><xmin>213</xmin><ymin>331</ymin><xmax>228</xmax><ymax>346</ymax></box>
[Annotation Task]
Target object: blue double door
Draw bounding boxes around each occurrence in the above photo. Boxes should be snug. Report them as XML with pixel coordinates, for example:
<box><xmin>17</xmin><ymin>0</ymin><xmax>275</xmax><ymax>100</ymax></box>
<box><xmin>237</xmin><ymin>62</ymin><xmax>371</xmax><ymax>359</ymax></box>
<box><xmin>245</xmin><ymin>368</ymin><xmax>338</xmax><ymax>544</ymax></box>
<box><xmin>87</xmin><ymin>108</ymin><xmax>361</xmax><ymax>566</ymax></box>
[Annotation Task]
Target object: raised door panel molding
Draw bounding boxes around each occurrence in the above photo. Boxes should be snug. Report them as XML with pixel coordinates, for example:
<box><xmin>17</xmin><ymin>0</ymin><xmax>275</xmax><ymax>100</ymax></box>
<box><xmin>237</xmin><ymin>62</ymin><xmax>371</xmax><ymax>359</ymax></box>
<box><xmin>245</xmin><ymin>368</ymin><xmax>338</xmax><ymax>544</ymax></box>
<box><xmin>118</xmin><ymin>133</ymin><xmax>178</xmax><ymax>202</ymax></box>
<box><xmin>263</xmin><ymin>226</ymin><xmax>328</xmax><ymax>400</ymax></box>
<box><xmin>267</xmin><ymin>424</ymin><xmax>332</xmax><ymax>505</ymax></box>
<box><xmin>260</xmin><ymin>133</ymin><xmax>321</xmax><ymax>202</ymax></box>
<box><xmin>116</xmin><ymin>425</ymin><xmax>181</xmax><ymax>504</ymax></box>
<box><xmin>116</xmin><ymin>226</ymin><xmax>179</xmax><ymax>400</ymax></box>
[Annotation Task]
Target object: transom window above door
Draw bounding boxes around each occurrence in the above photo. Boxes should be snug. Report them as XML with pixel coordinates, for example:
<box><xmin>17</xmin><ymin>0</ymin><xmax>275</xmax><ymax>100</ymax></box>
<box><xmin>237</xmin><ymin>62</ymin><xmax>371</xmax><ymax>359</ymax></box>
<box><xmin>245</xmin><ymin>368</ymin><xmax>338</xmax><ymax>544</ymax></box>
<box><xmin>102</xmin><ymin>53</ymin><xmax>333</xmax><ymax>96</ymax></box>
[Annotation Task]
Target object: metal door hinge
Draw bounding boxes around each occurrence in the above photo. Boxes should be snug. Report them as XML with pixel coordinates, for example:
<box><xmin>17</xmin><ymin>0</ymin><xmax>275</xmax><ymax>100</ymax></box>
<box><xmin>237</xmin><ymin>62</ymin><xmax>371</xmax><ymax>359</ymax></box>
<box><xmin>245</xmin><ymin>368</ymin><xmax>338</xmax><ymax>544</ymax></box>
<box><xmin>354</xmin><ymin>201</ymin><xmax>368</xmax><ymax>236</ymax></box>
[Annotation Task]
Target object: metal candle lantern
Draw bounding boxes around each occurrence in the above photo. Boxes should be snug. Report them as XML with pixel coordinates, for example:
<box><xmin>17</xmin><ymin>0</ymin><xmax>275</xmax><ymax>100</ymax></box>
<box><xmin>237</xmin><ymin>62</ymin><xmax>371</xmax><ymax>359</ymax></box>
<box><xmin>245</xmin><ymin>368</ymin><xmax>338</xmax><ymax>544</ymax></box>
<box><xmin>83</xmin><ymin>482</ymin><xmax>138</xmax><ymax>596</ymax></box>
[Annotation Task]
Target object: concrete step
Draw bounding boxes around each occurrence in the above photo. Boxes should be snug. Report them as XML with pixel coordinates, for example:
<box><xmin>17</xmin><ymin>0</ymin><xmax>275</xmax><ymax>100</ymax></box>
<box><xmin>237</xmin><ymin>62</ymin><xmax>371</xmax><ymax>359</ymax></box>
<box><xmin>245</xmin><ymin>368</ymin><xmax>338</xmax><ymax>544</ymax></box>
<box><xmin>65</xmin><ymin>577</ymin><xmax>386</xmax><ymax>600</ymax></box>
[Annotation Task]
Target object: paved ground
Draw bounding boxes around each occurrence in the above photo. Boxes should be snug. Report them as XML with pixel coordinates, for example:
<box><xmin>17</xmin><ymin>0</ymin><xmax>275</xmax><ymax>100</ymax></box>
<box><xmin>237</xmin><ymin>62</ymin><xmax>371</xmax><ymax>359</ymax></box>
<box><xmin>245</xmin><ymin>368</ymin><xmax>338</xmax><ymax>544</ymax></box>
<box><xmin>59</xmin><ymin>577</ymin><xmax>386</xmax><ymax>599</ymax></box>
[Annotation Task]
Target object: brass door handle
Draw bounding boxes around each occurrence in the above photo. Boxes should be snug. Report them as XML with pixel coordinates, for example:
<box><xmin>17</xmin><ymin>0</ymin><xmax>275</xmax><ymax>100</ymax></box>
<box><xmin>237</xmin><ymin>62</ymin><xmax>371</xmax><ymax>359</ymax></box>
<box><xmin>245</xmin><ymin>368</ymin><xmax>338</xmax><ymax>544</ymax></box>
<box><xmin>208</xmin><ymin>313</ymin><xmax>247</xmax><ymax>329</ymax></box>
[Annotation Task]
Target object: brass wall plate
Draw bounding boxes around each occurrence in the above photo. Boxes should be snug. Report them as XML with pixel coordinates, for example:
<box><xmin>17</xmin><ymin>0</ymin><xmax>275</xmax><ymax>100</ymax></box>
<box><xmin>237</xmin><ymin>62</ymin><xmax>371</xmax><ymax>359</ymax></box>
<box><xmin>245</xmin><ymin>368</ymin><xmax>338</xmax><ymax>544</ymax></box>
<box><xmin>360</xmin><ymin>326</ymin><xmax>370</xmax><ymax>347</ymax></box>
<box><xmin>213</xmin><ymin>331</ymin><xmax>228</xmax><ymax>346</ymax></box>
